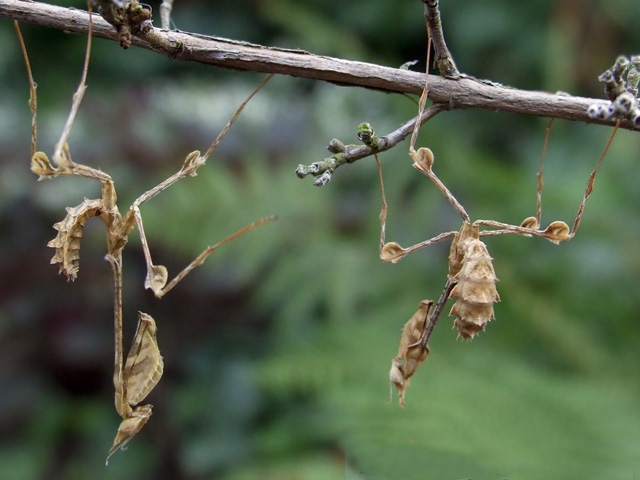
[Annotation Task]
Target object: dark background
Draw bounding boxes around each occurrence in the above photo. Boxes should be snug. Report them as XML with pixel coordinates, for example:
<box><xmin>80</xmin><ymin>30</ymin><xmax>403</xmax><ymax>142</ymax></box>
<box><xmin>1</xmin><ymin>1</ymin><xmax>640</xmax><ymax>479</ymax></box>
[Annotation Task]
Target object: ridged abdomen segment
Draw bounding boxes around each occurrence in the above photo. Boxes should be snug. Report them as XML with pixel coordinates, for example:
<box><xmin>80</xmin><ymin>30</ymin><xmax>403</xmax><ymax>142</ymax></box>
<box><xmin>48</xmin><ymin>198</ymin><xmax>103</xmax><ymax>280</ymax></box>
<box><xmin>449</xmin><ymin>239</ymin><xmax>500</xmax><ymax>339</ymax></box>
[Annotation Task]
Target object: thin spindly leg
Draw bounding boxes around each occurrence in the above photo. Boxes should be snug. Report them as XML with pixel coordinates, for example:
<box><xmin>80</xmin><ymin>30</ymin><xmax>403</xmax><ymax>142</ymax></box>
<box><xmin>16</xmin><ymin>6</ymin><xmax>115</xmax><ymax>190</ymax></box>
<box><xmin>534</xmin><ymin>118</ymin><xmax>555</xmax><ymax>229</ymax></box>
<box><xmin>376</xmin><ymin>153</ymin><xmax>456</xmax><ymax>263</ymax></box>
<box><xmin>477</xmin><ymin>119</ymin><xmax>620</xmax><ymax>244</ymax></box>
<box><xmin>50</xmin><ymin>7</ymin><xmax>92</xmax><ymax>171</ymax></box>
<box><xmin>377</xmin><ymin>29</ymin><xmax>461</xmax><ymax>264</ymax></box>
<box><xmin>569</xmin><ymin>120</ymin><xmax>620</xmax><ymax>236</ymax></box>
<box><xmin>127</xmin><ymin>75</ymin><xmax>276</xmax><ymax>296</ymax></box>
<box><xmin>475</xmin><ymin>219</ymin><xmax>571</xmax><ymax>245</ymax></box>
<box><xmin>14</xmin><ymin>21</ymin><xmax>37</xmax><ymax>160</ymax></box>
<box><xmin>411</xmin><ymin>147</ymin><xmax>471</xmax><ymax>223</ymax></box>
<box><xmin>158</xmin><ymin>216</ymin><xmax>276</xmax><ymax>297</ymax></box>
<box><xmin>105</xmin><ymin>253</ymin><xmax>125</xmax><ymax>424</ymax></box>
<box><xmin>376</xmin><ymin>154</ymin><xmax>389</xmax><ymax>252</ymax></box>
<box><xmin>409</xmin><ymin>21</ymin><xmax>432</xmax><ymax>152</ymax></box>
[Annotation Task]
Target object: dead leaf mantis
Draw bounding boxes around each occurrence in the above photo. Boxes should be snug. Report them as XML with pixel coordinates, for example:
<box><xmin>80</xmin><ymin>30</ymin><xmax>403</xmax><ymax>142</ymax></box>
<box><xmin>15</xmin><ymin>3</ymin><xmax>275</xmax><ymax>462</ymax></box>
<box><xmin>381</xmin><ymin>34</ymin><xmax>619</xmax><ymax>405</ymax></box>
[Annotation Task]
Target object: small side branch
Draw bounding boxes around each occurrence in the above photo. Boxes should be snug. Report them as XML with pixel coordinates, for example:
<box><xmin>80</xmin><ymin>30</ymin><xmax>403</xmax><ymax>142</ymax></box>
<box><xmin>422</xmin><ymin>0</ymin><xmax>459</xmax><ymax>79</ymax></box>
<box><xmin>296</xmin><ymin>103</ymin><xmax>448</xmax><ymax>185</ymax></box>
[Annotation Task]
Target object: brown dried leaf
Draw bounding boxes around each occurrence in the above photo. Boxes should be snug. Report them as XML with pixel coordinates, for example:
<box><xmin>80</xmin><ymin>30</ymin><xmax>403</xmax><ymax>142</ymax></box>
<box><xmin>31</xmin><ymin>152</ymin><xmax>57</xmax><ymax>179</ymax></box>
<box><xmin>122</xmin><ymin>312</ymin><xmax>164</xmax><ymax>406</ymax></box>
<box><xmin>448</xmin><ymin>222</ymin><xmax>478</xmax><ymax>278</ymax></box>
<box><xmin>452</xmin><ymin>269</ymin><xmax>498</xmax><ymax>303</ymax></box>
<box><xmin>389</xmin><ymin>356</ymin><xmax>405</xmax><ymax>388</ymax></box>
<box><xmin>402</xmin><ymin>339</ymin><xmax>430</xmax><ymax>380</ymax></box>
<box><xmin>108</xmin><ymin>312</ymin><xmax>163</xmax><ymax>464</ymax></box>
<box><xmin>180</xmin><ymin>150</ymin><xmax>206</xmax><ymax>176</ymax></box>
<box><xmin>390</xmin><ymin>299</ymin><xmax>432</xmax><ymax>407</ymax></box>
<box><xmin>519</xmin><ymin>216</ymin><xmax>539</xmax><ymax>233</ymax></box>
<box><xmin>410</xmin><ymin>147</ymin><xmax>435</xmax><ymax>174</ymax></box>
<box><xmin>145</xmin><ymin>264</ymin><xmax>168</xmax><ymax>297</ymax></box>
<box><xmin>380</xmin><ymin>241</ymin><xmax>408</xmax><ymax>263</ymax></box>
<box><xmin>389</xmin><ymin>356</ymin><xmax>409</xmax><ymax>406</ymax></box>
<box><xmin>540</xmin><ymin>220</ymin><xmax>572</xmax><ymax>244</ymax></box>
<box><xmin>106</xmin><ymin>404</ymin><xmax>153</xmax><ymax>465</ymax></box>
<box><xmin>397</xmin><ymin>300</ymin><xmax>431</xmax><ymax>356</ymax></box>
<box><xmin>450</xmin><ymin>301</ymin><xmax>496</xmax><ymax>339</ymax></box>
<box><xmin>449</xmin><ymin>228</ymin><xmax>500</xmax><ymax>339</ymax></box>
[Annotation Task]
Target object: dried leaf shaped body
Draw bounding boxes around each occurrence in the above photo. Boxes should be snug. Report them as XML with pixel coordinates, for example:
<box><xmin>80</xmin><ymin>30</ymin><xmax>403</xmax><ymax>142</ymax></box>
<box><xmin>390</xmin><ymin>300</ymin><xmax>433</xmax><ymax>407</ymax></box>
<box><xmin>48</xmin><ymin>198</ymin><xmax>106</xmax><ymax>280</ymax></box>
<box><xmin>121</xmin><ymin>312</ymin><xmax>163</xmax><ymax>406</ymax></box>
<box><xmin>108</xmin><ymin>312</ymin><xmax>163</xmax><ymax>464</ymax></box>
<box><xmin>380</xmin><ymin>241</ymin><xmax>408</xmax><ymax>263</ymax></box>
<box><xmin>16</xmin><ymin>9</ymin><xmax>276</xmax><ymax>462</ymax></box>
<box><xmin>449</xmin><ymin>223</ymin><xmax>500</xmax><ymax>339</ymax></box>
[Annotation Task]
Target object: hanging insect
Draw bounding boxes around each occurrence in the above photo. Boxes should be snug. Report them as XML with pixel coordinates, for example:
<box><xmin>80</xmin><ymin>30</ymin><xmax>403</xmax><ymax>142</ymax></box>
<box><xmin>375</xmin><ymin>41</ymin><xmax>620</xmax><ymax>404</ymax></box>
<box><xmin>15</xmin><ymin>3</ymin><xmax>275</xmax><ymax>461</ymax></box>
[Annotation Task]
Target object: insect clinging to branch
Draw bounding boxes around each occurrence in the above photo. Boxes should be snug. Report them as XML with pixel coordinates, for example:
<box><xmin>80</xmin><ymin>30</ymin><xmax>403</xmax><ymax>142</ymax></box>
<box><xmin>15</xmin><ymin>3</ymin><xmax>275</xmax><ymax>462</ymax></box>
<box><xmin>378</xmin><ymin>45</ymin><xmax>621</xmax><ymax>405</ymax></box>
<box><xmin>381</xmin><ymin>121</ymin><xmax>618</xmax><ymax>403</ymax></box>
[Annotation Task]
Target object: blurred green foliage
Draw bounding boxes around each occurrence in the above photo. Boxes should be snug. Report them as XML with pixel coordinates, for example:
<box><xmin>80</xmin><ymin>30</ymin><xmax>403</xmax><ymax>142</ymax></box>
<box><xmin>1</xmin><ymin>1</ymin><xmax>640</xmax><ymax>479</ymax></box>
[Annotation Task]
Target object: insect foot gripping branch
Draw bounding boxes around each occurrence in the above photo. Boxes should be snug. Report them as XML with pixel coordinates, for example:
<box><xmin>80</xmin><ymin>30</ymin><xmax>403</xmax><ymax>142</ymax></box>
<box><xmin>448</xmin><ymin>223</ymin><xmax>500</xmax><ymax>340</ymax></box>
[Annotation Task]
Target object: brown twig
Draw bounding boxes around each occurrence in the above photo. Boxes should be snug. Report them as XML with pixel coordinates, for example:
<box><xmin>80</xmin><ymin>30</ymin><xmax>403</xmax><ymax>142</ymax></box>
<box><xmin>422</xmin><ymin>278</ymin><xmax>457</xmax><ymax>348</ymax></box>
<box><xmin>422</xmin><ymin>0</ymin><xmax>460</xmax><ymax>79</ymax></box>
<box><xmin>296</xmin><ymin>103</ymin><xmax>448</xmax><ymax>185</ymax></box>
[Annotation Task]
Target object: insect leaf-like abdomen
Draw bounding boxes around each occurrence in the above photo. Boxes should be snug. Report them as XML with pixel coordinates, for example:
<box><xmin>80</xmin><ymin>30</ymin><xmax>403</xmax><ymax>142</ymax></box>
<box><xmin>123</xmin><ymin>312</ymin><xmax>164</xmax><ymax>406</ymax></box>
<box><xmin>108</xmin><ymin>313</ymin><xmax>163</xmax><ymax>464</ymax></box>
<box><xmin>390</xmin><ymin>299</ymin><xmax>433</xmax><ymax>406</ymax></box>
<box><xmin>48</xmin><ymin>198</ymin><xmax>104</xmax><ymax>280</ymax></box>
<box><xmin>449</xmin><ymin>238</ymin><xmax>500</xmax><ymax>339</ymax></box>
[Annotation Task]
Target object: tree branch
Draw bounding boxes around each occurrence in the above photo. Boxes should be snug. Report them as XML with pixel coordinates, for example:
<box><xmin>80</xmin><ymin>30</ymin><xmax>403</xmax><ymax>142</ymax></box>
<box><xmin>296</xmin><ymin>104</ymin><xmax>448</xmax><ymax>186</ymax></box>
<box><xmin>1</xmin><ymin>0</ymin><xmax>634</xmax><ymax>131</ymax></box>
<box><xmin>422</xmin><ymin>0</ymin><xmax>459</xmax><ymax>79</ymax></box>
